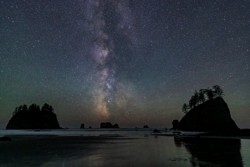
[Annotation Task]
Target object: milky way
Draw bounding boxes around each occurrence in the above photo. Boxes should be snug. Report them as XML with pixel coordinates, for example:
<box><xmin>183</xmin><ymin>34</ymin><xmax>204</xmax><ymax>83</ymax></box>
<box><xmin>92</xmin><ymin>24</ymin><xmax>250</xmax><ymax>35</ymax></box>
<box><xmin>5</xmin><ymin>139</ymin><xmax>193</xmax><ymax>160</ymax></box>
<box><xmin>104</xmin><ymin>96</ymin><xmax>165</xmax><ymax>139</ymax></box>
<box><xmin>84</xmin><ymin>0</ymin><xmax>136</xmax><ymax>120</ymax></box>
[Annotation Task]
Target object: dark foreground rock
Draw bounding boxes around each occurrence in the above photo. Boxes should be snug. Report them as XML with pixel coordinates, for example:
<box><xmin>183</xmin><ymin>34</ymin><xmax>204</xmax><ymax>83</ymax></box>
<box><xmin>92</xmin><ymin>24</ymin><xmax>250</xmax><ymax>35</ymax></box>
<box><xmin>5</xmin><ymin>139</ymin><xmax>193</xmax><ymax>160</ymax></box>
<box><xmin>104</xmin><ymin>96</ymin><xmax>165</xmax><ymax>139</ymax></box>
<box><xmin>177</xmin><ymin>97</ymin><xmax>239</xmax><ymax>134</ymax></box>
<box><xmin>6</xmin><ymin>104</ymin><xmax>60</xmax><ymax>129</ymax></box>
<box><xmin>100</xmin><ymin>122</ymin><xmax>119</xmax><ymax>128</ymax></box>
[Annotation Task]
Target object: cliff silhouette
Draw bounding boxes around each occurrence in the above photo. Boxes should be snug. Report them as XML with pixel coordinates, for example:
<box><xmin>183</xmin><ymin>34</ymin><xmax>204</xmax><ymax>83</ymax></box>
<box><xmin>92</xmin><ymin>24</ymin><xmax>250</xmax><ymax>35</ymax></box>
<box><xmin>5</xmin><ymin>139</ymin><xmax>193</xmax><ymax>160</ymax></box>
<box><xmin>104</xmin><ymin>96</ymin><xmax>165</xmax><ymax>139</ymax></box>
<box><xmin>177</xmin><ymin>97</ymin><xmax>239</xmax><ymax>133</ymax></box>
<box><xmin>6</xmin><ymin>103</ymin><xmax>60</xmax><ymax>129</ymax></box>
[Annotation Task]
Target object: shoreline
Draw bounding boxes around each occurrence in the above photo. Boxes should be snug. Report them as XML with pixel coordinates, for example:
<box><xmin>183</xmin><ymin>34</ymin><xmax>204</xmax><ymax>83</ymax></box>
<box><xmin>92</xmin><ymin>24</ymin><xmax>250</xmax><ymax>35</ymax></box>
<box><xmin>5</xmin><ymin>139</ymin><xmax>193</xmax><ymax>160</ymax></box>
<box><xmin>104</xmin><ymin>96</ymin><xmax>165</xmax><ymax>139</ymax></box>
<box><xmin>0</xmin><ymin>128</ymin><xmax>250</xmax><ymax>141</ymax></box>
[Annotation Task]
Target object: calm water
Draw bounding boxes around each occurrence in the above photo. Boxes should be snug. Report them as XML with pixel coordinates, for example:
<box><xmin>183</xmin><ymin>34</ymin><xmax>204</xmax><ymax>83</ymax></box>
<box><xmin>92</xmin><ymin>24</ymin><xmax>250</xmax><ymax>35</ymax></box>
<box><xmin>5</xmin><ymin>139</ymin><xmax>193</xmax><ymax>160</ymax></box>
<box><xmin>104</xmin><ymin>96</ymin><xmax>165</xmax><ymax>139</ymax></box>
<box><xmin>0</xmin><ymin>129</ymin><xmax>249</xmax><ymax>167</ymax></box>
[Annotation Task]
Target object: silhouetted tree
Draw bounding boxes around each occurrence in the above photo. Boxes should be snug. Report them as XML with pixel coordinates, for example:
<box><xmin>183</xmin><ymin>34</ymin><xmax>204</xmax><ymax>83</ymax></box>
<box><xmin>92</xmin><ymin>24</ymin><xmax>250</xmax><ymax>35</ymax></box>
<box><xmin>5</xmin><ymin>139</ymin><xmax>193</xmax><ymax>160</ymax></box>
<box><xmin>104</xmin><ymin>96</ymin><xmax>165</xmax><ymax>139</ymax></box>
<box><xmin>13</xmin><ymin>107</ymin><xmax>18</xmax><ymax>116</ymax></box>
<box><xmin>193</xmin><ymin>91</ymin><xmax>199</xmax><ymax>105</ymax></box>
<box><xmin>22</xmin><ymin>104</ymin><xmax>28</xmax><ymax>112</ymax></box>
<box><xmin>198</xmin><ymin>89</ymin><xmax>206</xmax><ymax>104</ymax></box>
<box><xmin>18</xmin><ymin>105</ymin><xmax>23</xmax><ymax>113</ymax></box>
<box><xmin>41</xmin><ymin>103</ymin><xmax>53</xmax><ymax>112</ymax></box>
<box><xmin>189</xmin><ymin>91</ymin><xmax>199</xmax><ymax>109</ymax></box>
<box><xmin>28</xmin><ymin>104</ymin><xmax>40</xmax><ymax>112</ymax></box>
<box><xmin>213</xmin><ymin>85</ymin><xmax>224</xmax><ymax>97</ymax></box>
<box><xmin>181</xmin><ymin>85</ymin><xmax>225</xmax><ymax>114</ymax></box>
<box><xmin>205</xmin><ymin>88</ymin><xmax>215</xmax><ymax>100</ymax></box>
<box><xmin>13</xmin><ymin>104</ymin><xmax>28</xmax><ymax>115</ymax></box>
<box><xmin>182</xmin><ymin>103</ymin><xmax>188</xmax><ymax>113</ymax></box>
<box><xmin>189</xmin><ymin>96</ymin><xmax>195</xmax><ymax>109</ymax></box>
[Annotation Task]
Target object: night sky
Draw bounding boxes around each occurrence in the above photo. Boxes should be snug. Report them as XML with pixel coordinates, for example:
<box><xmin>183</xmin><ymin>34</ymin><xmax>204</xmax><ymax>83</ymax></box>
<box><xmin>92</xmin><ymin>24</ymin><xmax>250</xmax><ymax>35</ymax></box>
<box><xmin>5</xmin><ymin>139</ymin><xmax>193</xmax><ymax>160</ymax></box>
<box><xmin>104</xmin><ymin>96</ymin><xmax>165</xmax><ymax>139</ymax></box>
<box><xmin>1</xmin><ymin>0</ymin><xmax>250</xmax><ymax>128</ymax></box>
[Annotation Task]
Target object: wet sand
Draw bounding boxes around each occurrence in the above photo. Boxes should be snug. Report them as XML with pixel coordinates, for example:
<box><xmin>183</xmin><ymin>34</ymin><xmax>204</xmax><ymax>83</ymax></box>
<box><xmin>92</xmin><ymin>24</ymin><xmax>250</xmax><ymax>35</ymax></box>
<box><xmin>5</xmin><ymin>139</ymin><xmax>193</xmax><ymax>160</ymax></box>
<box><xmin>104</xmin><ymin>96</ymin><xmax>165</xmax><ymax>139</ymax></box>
<box><xmin>0</xmin><ymin>131</ymin><xmax>249</xmax><ymax>167</ymax></box>
<box><xmin>0</xmin><ymin>135</ymin><xmax>189</xmax><ymax>167</ymax></box>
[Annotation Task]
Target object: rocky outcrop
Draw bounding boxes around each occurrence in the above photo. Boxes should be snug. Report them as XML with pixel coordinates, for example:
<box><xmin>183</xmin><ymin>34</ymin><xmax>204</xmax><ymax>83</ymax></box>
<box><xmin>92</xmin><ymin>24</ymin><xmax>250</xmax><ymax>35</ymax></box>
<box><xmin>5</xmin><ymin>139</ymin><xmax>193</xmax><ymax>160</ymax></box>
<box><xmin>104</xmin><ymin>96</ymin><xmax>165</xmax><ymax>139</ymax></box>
<box><xmin>6</xmin><ymin>104</ymin><xmax>60</xmax><ymax>129</ymax></box>
<box><xmin>177</xmin><ymin>97</ymin><xmax>239</xmax><ymax>133</ymax></box>
<box><xmin>143</xmin><ymin>125</ymin><xmax>149</xmax><ymax>128</ymax></box>
<box><xmin>80</xmin><ymin>123</ymin><xmax>85</xmax><ymax>129</ymax></box>
<box><xmin>100</xmin><ymin>122</ymin><xmax>119</xmax><ymax>128</ymax></box>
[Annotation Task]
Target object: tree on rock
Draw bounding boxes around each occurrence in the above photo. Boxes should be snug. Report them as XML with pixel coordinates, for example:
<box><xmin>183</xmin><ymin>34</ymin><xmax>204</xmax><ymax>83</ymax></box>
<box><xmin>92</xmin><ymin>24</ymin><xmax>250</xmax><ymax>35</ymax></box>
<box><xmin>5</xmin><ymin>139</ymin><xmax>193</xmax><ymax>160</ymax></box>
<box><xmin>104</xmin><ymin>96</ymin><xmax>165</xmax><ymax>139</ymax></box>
<box><xmin>41</xmin><ymin>103</ymin><xmax>53</xmax><ymax>112</ymax></box>
<box><xmin>198</xmin><ymin>89</ymin><xmax>206</xmax><ymax>104</ymax></box>
<box><xmin>182</xmin><ymin>85</ymin><xmax>224</xmax><ymax>114</ymax></box>
<box><xmin>6</xmin><ymin>103</ymin><xmax>60</xmax><ymax>129</ymax></box>
<box><xmin>205</xmin><ymin>88</ymin><xmax>215</xmax><ymax>100</ymax></box>
<box><xmin>213</xmin><ymin>85</ymin><xmax>224</xmax><ymax>97</ymax></box>
<box><xmin>28</xmin><ymin>104</ymin><xmax>40</xmax><ymax>112</ymax></box>
<box><xmin>182</xmin><ymin>103</ymin><xmax>188</xmax><ymax>113</ymax></box>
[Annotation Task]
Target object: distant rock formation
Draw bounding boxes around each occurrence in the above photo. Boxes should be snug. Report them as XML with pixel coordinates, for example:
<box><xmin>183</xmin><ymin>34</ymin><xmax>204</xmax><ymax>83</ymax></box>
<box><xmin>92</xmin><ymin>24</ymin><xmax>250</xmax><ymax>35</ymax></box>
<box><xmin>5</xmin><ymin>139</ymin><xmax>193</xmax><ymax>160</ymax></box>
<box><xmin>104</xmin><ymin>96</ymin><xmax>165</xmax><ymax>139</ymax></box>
<box><xmin>177</xmin><ymin>97</ymin><xmax>239</xmax><ymax>133</ymax></box>
<box><xmin>100</xmin><ymin>122</ymin><xmax>119</xmax><ymax>128</ymax></box>
<box><xmin>80</xmin><ymin>123</ymin><xmax>85</xmax><ymax>129</ymax></box>
<box><xmin>143</xmin><ymin>125</ymin><xmax>149</xmax><ymax>128</ymax></box>
<box><xmin>6</xmin><ymin>103</ymin><xmax>60</xmax><ymax>129</ymax></box>
<box><xmin>113</xmin><ymin>123</ymin><xmax>119</xmax><ymax>128</ymax></box>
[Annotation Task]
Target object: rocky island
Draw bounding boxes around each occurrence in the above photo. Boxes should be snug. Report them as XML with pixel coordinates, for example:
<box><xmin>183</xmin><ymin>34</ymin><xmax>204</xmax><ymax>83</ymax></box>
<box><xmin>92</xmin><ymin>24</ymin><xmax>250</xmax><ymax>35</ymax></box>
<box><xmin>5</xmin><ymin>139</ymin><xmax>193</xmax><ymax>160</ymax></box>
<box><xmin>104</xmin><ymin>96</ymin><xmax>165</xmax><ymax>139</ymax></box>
<box><xmin>6</xmin><ymin>103</ymin><xmax>60</xmax><ymax>129</ymax></box>
<box><xmin>178</xmin><ymin>97</ymin><xmax>239</xmax><ymax>133</ymax></box>
<box><xmin>175</xmin><ymin>85</ymin><xmax>240</xmax><ymax>135</ymax></box>
<box><xmin>100</xmin><ymin>122</ymin><xmax>119</xmax><ymax>128</ymax></box>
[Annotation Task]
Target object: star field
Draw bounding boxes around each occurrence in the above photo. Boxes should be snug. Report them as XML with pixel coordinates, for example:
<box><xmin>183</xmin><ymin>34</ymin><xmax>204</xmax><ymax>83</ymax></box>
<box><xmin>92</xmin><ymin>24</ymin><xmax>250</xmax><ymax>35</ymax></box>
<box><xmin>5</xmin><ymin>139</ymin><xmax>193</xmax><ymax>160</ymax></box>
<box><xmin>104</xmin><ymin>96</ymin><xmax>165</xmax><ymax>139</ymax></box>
<box><xmin>0</xmin><ymin>0</ymin><xmax>250</xmax><ymax>128</ymax></box>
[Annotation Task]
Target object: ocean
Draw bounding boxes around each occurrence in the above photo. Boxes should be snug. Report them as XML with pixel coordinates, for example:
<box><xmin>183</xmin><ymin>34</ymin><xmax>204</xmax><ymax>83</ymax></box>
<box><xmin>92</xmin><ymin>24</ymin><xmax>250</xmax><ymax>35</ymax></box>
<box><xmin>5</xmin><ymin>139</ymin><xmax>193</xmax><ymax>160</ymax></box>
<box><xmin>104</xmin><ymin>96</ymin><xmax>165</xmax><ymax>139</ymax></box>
<box><xmin>0</xmin><ymin>129</ymin><xmax>249</xmax><ymax>167</ymax></box>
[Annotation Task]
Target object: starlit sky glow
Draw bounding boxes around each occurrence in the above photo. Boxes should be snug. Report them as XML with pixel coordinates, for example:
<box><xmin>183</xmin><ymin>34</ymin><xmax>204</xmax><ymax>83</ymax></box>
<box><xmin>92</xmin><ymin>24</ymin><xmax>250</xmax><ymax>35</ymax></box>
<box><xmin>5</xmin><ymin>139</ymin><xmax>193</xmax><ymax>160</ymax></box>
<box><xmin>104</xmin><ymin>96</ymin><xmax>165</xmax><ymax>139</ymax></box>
<box><xmin>0</xmin><ymin>0</ymin><xmax>250</xmax><ymax>128</ymax></box>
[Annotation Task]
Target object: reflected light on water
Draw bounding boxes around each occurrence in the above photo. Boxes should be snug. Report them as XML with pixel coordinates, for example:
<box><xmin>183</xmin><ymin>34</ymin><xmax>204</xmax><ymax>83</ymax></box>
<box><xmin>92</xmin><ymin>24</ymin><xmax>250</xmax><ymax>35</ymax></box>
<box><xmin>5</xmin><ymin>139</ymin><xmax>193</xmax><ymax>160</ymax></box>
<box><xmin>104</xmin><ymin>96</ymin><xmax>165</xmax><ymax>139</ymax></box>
<box><xmin>0</xmin><ymin>130</ymin><xmax>249</xmax><ymax>167</ymax></box>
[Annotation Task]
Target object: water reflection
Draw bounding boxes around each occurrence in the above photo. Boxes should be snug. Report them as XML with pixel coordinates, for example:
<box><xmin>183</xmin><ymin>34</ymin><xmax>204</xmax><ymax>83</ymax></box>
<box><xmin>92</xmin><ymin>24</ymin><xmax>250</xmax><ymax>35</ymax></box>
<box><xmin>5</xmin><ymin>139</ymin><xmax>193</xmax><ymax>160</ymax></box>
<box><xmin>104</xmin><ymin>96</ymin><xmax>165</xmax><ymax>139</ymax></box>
<box><xmin>0</xmin><ymin>136</ymin><xmax>109</xmax><ymax>166</ymax></box>
<box><xmin>174</xmin><ymin>137</ymin><xmax>243</xmax><ymax>167</ymax></box>
<box><xmin>0</xmin><ymin>134</ymin><xmax>246</xmax><ymax>167</ymax></box>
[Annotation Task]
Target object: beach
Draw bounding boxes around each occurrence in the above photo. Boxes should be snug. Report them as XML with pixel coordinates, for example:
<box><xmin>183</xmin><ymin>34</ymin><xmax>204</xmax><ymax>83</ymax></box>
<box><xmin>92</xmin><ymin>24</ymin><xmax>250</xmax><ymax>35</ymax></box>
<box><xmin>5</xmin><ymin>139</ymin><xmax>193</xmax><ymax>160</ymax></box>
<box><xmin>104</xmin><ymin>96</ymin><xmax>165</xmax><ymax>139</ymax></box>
<box><xmin>0</xmin><ymin>129</ymin><xmax>249</xmax><ymax>167</ymax></box>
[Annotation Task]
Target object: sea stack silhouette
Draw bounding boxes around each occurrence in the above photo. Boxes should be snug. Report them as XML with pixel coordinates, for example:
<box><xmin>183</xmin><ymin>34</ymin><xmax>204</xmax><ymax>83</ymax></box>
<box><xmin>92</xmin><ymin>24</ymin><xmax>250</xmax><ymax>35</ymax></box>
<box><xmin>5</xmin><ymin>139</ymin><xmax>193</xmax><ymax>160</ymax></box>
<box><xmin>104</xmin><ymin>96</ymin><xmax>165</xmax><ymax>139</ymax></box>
<box><xmin>6</xmin><ymin>103</ymin><xmax>60</xmax><ymax>129</ymax></box>
<box><xmin>100</xmin><ymin>122</ymin><xmax>119</xmax><ymax>128</ymax></box>
<box><xmin>177</xmin><ymin>97</ymin><xmax>239</xmax><ymax>134</ymax></box>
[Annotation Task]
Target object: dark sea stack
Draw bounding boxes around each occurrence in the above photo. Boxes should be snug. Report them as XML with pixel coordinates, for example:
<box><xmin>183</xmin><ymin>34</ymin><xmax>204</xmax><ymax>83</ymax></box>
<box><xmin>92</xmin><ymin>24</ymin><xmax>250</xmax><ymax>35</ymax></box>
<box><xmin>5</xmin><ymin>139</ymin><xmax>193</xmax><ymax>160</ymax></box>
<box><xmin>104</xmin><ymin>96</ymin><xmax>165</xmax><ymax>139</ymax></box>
<box><xmin>113</xmin><ymin>123</ymin><xmax>119</xmax><ymax>128</ymax></box>
<box><xmin>177</xmin><ymin>97</ymin><xmax>239</xmax><ymax>133</ymax></box>
<box><xmin>100</xmin><ymin>122</ymin><xmax>119</xmax><ymax>128</ymax></box>
<box><xmin>143</xmin><ymin>125</ymin><xmax>149</xmax><ymax>128</ymax></box>
<box><xmin>6</xmin><ymin>104</ymin><xmax>60</xmax><ymax>129</ymax></box>
<box><xmin>80</xmin><ymin>123</ymin><xmax>85</xmax><ymax>129</ymax></box>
